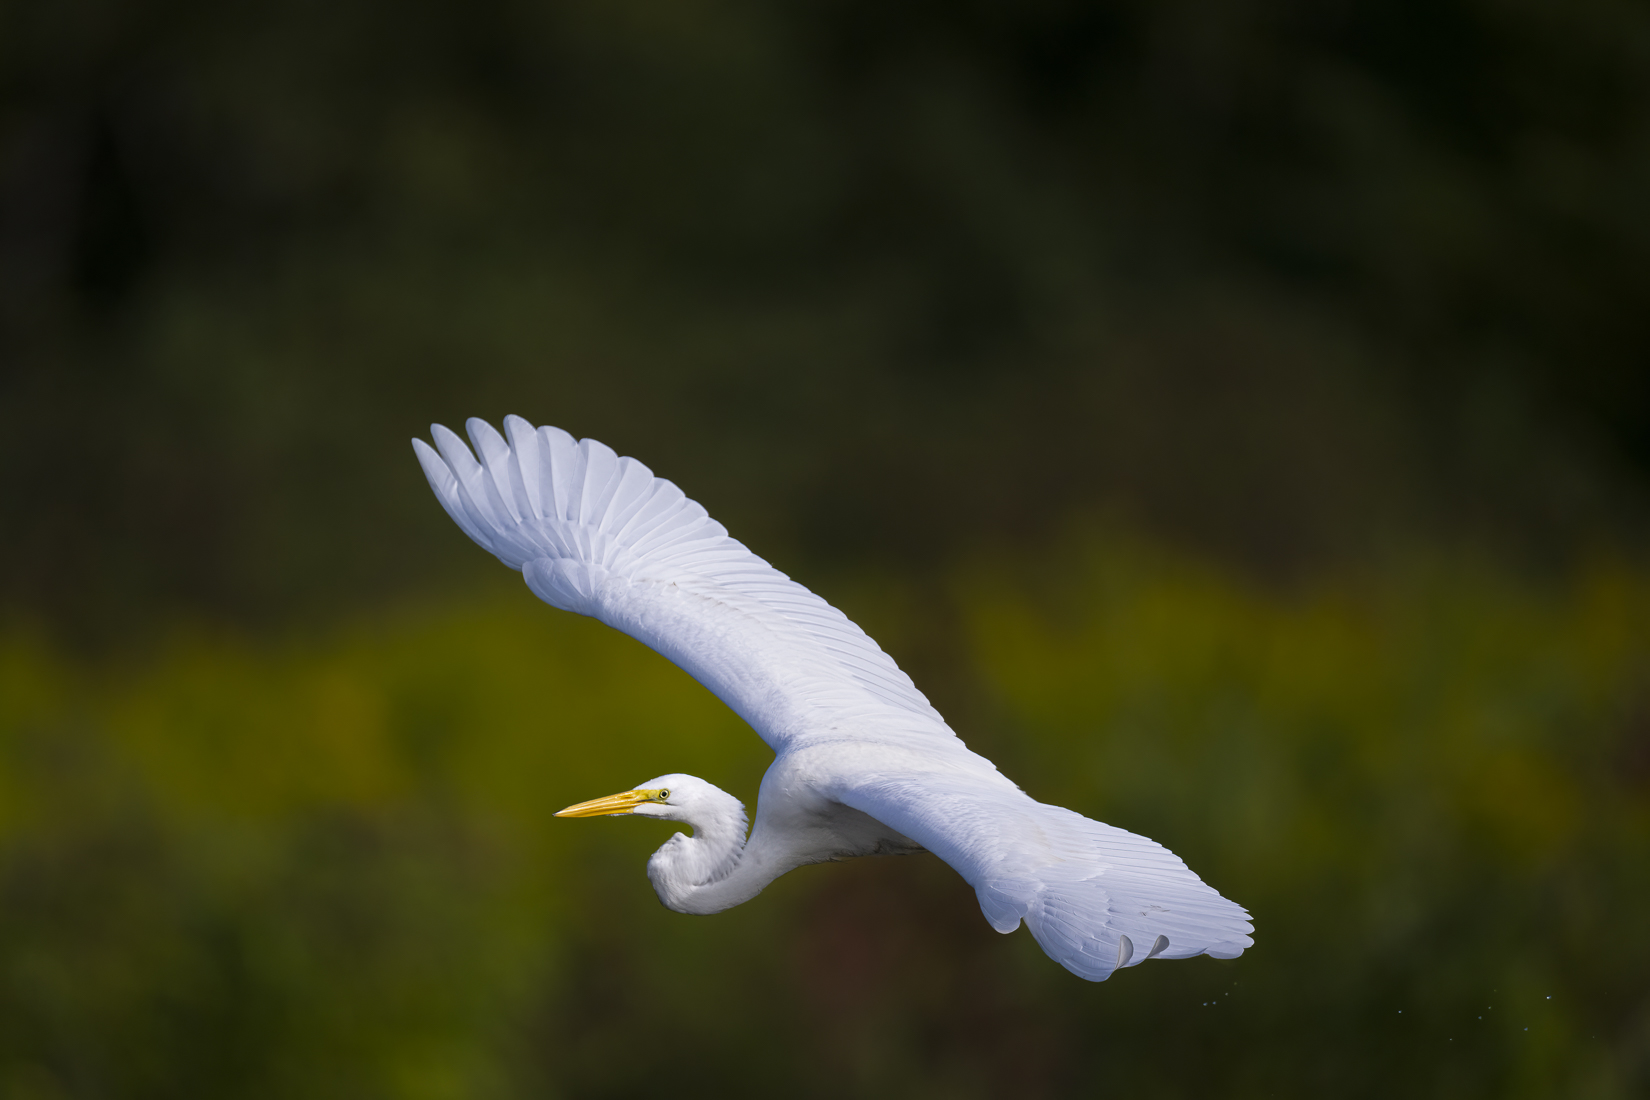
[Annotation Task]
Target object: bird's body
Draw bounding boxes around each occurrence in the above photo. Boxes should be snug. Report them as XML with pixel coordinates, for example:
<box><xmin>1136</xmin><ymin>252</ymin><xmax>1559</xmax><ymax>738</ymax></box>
<box><xmin>414</xmin><ymin>416</ymin><xmax>1253</xmax><ymax>981</ymax></box>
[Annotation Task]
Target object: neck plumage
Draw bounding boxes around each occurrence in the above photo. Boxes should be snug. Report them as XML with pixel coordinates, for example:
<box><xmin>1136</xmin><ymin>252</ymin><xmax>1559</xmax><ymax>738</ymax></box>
<box><xmin>645</xmin><ymin>797</ymin><xmax>787</xmax><ymax>915</ymax></box>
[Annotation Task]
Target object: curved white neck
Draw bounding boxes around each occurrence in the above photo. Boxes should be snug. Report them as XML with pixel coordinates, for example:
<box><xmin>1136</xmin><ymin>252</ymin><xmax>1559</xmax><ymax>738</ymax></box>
<box><xmin>644</xmin><ymin>797</ymin><xmax>790</xmax><ymax>915</ymax></box>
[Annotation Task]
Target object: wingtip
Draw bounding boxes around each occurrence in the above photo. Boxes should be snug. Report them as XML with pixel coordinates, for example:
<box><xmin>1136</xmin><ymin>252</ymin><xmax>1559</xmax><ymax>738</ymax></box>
<box><xmin>466</xmin><ymin>416</ymin><xmax>507</xmax><ymax>453</ymax></box>
<box><xmin>412</xmin><ymin>436</ymin><xmax>456</xmax><ymax>490</ymax></box>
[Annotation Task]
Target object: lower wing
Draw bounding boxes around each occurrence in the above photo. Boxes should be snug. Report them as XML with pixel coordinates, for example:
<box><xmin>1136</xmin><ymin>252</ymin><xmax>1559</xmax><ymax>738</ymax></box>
<box><xmin>831</xmin><ymin>762</ymin><xmax>1253</xmax><ymax>981</ymax></box>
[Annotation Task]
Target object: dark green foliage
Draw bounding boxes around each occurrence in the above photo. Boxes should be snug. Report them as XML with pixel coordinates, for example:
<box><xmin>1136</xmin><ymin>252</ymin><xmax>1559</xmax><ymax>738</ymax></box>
<box><xmin>3</xmin><ymin>2</ymin><xmax>1649</xmax><ymax>1096</ymax></box>
<box><xmin>2</xmin><ymin>545</ymin><xmax>1647</xmax><ymax>1097</ymax></box>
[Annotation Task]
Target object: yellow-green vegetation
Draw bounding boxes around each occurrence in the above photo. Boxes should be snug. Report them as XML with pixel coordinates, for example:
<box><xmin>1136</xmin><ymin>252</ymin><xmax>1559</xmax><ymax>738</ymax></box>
<box><xmin>3</xmin><ymin>540</ymin><xmax>1647</xmax><ymax>1099</ymax></box>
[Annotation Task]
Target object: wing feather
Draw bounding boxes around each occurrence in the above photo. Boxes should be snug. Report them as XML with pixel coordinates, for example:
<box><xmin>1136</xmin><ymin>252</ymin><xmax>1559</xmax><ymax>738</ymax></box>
<box><xmin>614</xmin><ymin>482</ymin><xmax>687</xmax><ymax>541</ymax></box>
<box><xmin>576</xmin><ymin>438</ymin><xmax>623</xmax><ymax>525</ymax></box>
<box><xmin>546</xmin><ymin>426</ymin><xmax>584</xmax><ymax>521</ymax></box>
<box><xmin>601</xmin><ymin>461</ymin><xmax>659</xmax><ymax>535</ymax></box>
<box><xmin>465</xmin><ymin>418</ymin><xmax>524</xmax><ymax>523</ymax></box>
<box><xmin>503</xmin><ymin>416</ymin><xmax>546</xmax><ymax>520</ymax></box>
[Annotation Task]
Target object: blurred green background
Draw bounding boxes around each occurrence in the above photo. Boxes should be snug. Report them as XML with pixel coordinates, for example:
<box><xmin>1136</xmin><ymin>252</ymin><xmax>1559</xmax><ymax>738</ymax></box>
<box><xmin>3</xmin><ymin>0</ymin><xmax>1649</xmax><ymax>1096</ymax></box>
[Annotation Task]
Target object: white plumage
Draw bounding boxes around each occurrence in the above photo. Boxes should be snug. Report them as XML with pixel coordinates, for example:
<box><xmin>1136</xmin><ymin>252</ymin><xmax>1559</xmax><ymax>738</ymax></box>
<box><xmin>413</xmin><ymin>416</ymin><xmax>1253</xmax><ymax>981</ymax></box>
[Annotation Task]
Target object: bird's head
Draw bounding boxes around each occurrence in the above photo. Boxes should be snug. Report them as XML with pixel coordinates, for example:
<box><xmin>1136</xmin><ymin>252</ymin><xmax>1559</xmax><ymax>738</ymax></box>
<box><xmin>555</xmin><ymin>775</ymin><xmax>750</xmax><ymax>912</ymax></box>
<box><xmin>553</xmin><ymin>773</ymin><xmax>737</xmax><ymax>828</ymax></box>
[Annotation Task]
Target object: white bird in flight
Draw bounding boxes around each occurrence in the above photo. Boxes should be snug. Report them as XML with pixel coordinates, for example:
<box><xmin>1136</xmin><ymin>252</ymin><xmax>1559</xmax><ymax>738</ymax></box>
<box><xmin>413</xmin><ymin>416</ymin><xmax>1252</xmax><ymax>981</ymax></box>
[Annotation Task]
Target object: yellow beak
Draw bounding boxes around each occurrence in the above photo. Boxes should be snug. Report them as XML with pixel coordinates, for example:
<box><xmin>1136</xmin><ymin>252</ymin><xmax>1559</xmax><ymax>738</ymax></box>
<box><xmin>554</xmin><ymin>788</ymin><xmax>666</xmax><ymax>818</ymax></box>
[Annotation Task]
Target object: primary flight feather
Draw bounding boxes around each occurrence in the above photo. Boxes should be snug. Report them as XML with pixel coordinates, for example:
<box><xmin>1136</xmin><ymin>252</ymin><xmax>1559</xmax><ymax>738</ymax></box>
<box><xmin>413</xmin><ymin>416</ymin><xmax>1253</xmax><ymax>981</ymax></box>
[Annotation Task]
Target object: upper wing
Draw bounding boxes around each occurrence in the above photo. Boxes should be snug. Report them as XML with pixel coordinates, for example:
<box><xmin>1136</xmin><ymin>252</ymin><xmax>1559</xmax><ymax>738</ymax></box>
<box><xmin>829</xmin><ymin>755</ymin><xmax>1254</xmax><ymax>981</ymax></box>
<box><xmin>413</xmin><ymin>417</ymin><xmax>948</xmax><ymax>751</ymax></box>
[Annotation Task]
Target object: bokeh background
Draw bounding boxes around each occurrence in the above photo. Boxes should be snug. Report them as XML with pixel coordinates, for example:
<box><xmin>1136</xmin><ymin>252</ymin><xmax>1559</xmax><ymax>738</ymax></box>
<box><xmin>3</xmin><ymin>1</ymin><xmax>1650</xmax><ymax>1096</ymax></box>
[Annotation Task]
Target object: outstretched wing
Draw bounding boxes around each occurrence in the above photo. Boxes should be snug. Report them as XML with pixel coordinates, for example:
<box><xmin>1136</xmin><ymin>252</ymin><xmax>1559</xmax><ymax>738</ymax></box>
<box><xmin>413</xmin><ymin>416</ymin><xmax>947</xmax><ymax>751</ymax></box>
<box><xmin>829</xmin><ymin>756</ymin><xmax>1254</xmax><ymax>981</ymax></box>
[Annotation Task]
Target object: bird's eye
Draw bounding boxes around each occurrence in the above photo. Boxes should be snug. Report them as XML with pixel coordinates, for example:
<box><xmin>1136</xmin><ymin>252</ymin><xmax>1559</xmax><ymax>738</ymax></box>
<box><xmin>656</xmin><ymin>789</ymin><xmax>670</xmax><ymax>800</ymax></box>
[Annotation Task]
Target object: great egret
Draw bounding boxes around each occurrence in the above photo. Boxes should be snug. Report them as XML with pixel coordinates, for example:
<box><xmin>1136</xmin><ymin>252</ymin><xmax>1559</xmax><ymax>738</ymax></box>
<box><xmin>413</xmin><ymin>416</ymin><xmax>1253</xmax><ymax>981</ymax></box>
